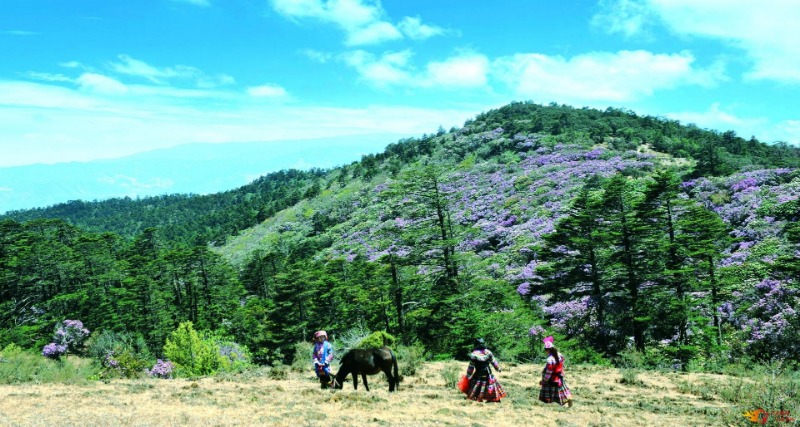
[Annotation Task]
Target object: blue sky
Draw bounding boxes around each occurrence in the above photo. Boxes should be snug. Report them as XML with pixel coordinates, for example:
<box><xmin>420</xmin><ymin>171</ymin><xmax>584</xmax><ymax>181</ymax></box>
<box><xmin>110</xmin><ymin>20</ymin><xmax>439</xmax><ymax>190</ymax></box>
<box><xmin>1</xmin><ymin>0</ymin><xmax>798</xmax><ymax>167</ymax></box>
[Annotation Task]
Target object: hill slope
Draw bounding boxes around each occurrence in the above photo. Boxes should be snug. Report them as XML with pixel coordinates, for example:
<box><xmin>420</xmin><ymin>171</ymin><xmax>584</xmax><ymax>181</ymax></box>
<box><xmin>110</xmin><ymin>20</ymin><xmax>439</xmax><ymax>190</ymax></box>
<box><xmin>1</xmin><ymin>101</ymin><xmax>799</xmax><ymax>370</ymax></box>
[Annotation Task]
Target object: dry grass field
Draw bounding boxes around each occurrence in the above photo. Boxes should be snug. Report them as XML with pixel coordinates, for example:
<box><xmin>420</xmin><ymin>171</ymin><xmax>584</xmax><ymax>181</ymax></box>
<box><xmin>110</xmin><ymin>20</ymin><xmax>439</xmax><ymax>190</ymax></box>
<box><xmin>0</xmin><ymin>361</ymin><xmax>761</xmax><ymax>426</ymax></box>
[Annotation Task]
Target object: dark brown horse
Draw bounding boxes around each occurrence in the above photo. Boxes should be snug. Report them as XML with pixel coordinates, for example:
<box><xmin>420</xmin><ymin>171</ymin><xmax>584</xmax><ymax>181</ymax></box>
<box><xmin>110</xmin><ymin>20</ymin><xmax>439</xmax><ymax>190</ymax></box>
<box><xmin>331</xmin><ymin>347</ymin><xmax>399</xmax><ymax>392</ymax></box>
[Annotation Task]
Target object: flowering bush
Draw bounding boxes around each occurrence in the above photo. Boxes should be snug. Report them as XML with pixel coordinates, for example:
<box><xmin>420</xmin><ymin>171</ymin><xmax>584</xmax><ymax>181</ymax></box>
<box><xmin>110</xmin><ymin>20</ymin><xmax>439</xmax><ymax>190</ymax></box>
<box><xmin>41</xmin><ymin>319</ymin><xmax>90</xmax><ymax>359</ymax></box>
<box><xmin>56</xmin><ymin>320</ymin><xmax>90</xmax><ymax>353</ymax></box>
<box><xmin>148</xmin><ymin>359</ymin><xmax>175</xmax><ymax>379</ymax></box>
<box><xmin>41</xmin><ymin>343</ymin><xmax>67</xmax><ymax>359</ymax></box>
<box><xmin>528</xmin><ymin>325</ymin><xmax>546</xmax><ymax>337</ymax></box>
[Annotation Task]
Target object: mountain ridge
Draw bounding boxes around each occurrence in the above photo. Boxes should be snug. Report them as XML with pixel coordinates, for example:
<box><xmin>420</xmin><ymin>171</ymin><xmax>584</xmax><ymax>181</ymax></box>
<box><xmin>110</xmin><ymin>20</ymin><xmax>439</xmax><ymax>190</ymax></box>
<box><xmin>0</xmin><ymin>133</ymin><xmax>403</xmax><ymax>214</ymax></box>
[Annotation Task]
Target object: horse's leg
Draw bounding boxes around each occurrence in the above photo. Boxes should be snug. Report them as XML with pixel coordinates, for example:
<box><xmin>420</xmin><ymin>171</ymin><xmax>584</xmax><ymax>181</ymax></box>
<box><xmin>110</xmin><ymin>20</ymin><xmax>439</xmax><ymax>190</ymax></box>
<box><xmin>362</xmin><ymin>374</ymin><xmax>369</xmax><ymax>391</ymax></box>
<box><xmin>353</xmin><ymin>373</ymin><xmax>358</xmax><ymax>390</ymax></box>
<box><xmin>382</xmin><ymin>365</ymin><xmax>395</xmax><ymax>392</ymax></box>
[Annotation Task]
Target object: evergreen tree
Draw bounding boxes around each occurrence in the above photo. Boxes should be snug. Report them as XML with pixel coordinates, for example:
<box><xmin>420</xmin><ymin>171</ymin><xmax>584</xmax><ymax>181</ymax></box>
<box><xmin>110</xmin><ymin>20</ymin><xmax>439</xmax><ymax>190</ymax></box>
<box><xmin>540</xmin><ymin>180</ymin><xmax>612</xmax><ymax>352</ymax></box>
<box><xmin>676</xmin><ymin>204</ymin><xmax>731</xmax><ymax>346</ymax></box>
<box><xmin>601</xmin><ymin>174</ymin><xmax>648</xmax><ymax>351</ymax></box>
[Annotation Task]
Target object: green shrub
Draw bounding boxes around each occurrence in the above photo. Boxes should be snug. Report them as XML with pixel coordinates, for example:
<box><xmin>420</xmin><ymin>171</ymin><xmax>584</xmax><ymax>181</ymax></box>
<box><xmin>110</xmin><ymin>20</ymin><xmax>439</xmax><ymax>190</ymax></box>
<box><xmin>441</xmin><ymin>364</ymin><xmax>462</xmax><ymax>389</ymax></box>
<box><xmin>614</xmin><ymin>348</ymin><xmax>670</xmax><ymax>370</ymax></box>
<box><xmin>110</xmin><ymin>349</ymin><xmax>151</xmax><ymax>379</ymax></box>
<box><xmin>291</xmin><ymin>341</ymin><xmax>314</xmax><ymax>372</ymax></box>
<box><xmin>85</xmin><ymin>330</ymin><xmax>152</xmax><ymax>379</ymax></box>
<box><xmin>715</xmin><ymin>363</ymin><xmax>800</xmax><ymax>425</ymax></box>
<box><xmin>0</xmin><ymin>344</ymin><xmax>98</xmax><ymax>384</ymax></box>
<box><xmin>356</xmin><ymin>331</ymin><xmax>396</xmax><ymax>349</ymax></box>
<box><xmin>336</xmin><ymin>326</ymin><xmax>370</xmax><ymax>353</ymax></box>
<box><xmin>163</xmin><ymin>322</ymin><xmax>219</xmax><ymax>377</ymax></box>
<box><xmin>395</xmin><ymin>343</ymin><xmax>425</xmax><ymax>378</ymax></box>
<box><xmin>215</xmin><ymin>340</ymin><xmax>252</xmax><ymax>372</ymax></box>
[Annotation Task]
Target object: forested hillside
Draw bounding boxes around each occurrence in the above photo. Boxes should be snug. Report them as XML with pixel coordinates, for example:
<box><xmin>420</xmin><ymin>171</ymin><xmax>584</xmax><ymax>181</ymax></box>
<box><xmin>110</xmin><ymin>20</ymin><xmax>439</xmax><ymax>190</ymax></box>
<box><xmin>2</xmin><ymin>168</ymin><xmax>325</xmax><ymax>246</ymax></box>
<box><xmin>2</xmin><ymin>102</ymin><xmax>799</xmax><ymax>370</ymax></box>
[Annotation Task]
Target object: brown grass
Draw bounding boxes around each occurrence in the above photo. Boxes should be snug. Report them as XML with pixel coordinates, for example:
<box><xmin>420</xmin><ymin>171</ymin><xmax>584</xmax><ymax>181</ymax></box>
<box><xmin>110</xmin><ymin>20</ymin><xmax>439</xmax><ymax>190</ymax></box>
<box><xmin>0</xmin><ymin>362</ymin><xmax>735</xmax><ymax>426</ymax></box>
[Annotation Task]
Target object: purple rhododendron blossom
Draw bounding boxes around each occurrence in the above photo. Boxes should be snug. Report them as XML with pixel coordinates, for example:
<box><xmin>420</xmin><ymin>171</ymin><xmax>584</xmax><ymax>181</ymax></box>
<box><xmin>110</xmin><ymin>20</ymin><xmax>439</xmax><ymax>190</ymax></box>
<box><xmin>42</xmin><ymin>343</ymin><xmax>67</xmax><ymax>359</ymax></box>
<box><xmin>148</xmin><ymin>359</ymin><xmax>174</xmax><ymax>379</ymax></box>
<box><xmin>528</xmin><ymin>325</ymin><xmax>546</xmax><ymax>337</ymax></box>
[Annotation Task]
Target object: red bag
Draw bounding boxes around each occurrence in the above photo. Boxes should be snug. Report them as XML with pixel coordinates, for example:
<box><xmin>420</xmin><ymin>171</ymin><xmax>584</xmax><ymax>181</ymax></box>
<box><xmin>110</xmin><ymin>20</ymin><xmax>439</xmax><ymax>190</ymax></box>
<box><xmin>457</xmin><ymin>374</ymin><xmax>470</xmax><ymax>393</ymax></box>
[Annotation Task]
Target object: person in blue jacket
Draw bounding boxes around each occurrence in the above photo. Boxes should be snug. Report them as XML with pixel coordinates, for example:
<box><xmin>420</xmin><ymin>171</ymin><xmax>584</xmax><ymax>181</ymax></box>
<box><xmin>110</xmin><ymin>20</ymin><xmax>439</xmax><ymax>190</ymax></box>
<box><xmin>312</xmin><ymin>330</ymin><xmax>334</xmax><ymax>388</ymax></box>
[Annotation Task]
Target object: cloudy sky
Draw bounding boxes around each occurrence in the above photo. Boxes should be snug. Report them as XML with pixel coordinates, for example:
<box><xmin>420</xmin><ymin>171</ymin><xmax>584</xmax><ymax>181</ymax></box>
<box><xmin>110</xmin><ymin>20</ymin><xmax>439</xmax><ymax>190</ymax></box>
<box><xmin>1</xmin><ymin>0</ymin><xmax>798</xmax><ymax>167</ymax></box>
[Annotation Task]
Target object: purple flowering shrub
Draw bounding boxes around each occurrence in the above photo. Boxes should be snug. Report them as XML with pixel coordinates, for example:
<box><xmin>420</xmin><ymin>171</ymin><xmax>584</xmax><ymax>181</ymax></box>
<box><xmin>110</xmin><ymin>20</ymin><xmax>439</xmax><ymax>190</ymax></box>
<box><xmin>528</xmin><ymin>325</ymin><xmax>546</xmax><ymax>337</ymax></box>
<box><xmin>683</xmin><ymin>168</ymin><xmax>796</xmax><ymax>267</ymax></box>
<box><xmin>147</xmin><ymin>359</ymin><xmax>175</xmax><ymax>379</ymax></box>
<box><xmin>721</xmin><ymin>278</ymin><xmax>800</xmax><ymax>361</ymax></box>
<box><xmin>41</xmin><ymin>343</ymin><xmax>68</xmax><ymax>359</ymax></box>
<box><xmin>41</xmin><ymin>319</ymin><xmax>90</xmax><ymax>359</ymax></box>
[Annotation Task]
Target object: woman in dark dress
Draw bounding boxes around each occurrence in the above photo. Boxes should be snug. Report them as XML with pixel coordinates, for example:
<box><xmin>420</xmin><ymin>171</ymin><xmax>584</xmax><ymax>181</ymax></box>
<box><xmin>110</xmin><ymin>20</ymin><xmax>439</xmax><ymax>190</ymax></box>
<box><xmin>462</xmin><ymin>338</ymin><xmax>507</xmax><ymax>402</ymax></box>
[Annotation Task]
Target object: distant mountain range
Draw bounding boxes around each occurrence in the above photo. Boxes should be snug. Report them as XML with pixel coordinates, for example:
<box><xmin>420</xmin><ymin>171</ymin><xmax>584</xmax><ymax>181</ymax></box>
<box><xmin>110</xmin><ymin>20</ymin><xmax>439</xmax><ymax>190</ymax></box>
<box><xmin>0</xmin><ymin>134</ymin><xmax>403</xmax><ymax>214</ymax></box>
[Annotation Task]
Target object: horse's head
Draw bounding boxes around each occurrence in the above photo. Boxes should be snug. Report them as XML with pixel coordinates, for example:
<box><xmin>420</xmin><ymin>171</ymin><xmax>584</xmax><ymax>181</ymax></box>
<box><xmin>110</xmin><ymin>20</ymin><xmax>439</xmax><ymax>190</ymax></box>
<box><xmin>331</xmin><ymin>377</ymin><xmax>343</xmax><ymax>389</ymax></box>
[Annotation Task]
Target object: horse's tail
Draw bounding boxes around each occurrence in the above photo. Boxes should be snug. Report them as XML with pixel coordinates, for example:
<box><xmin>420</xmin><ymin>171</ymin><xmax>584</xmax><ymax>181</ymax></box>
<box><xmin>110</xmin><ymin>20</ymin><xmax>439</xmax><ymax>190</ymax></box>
<box><xmin>391</xmin><ymin>349</ymin><xmax>399</xmax><ymax>391</ymax></box>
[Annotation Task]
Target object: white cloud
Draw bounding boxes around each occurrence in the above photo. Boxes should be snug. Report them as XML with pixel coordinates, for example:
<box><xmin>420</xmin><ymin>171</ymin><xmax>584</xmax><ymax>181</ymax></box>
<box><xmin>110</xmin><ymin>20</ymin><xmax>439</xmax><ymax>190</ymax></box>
<box><xmin>110</xmin><ymin>55</ymin><xmax>173</xmax><ymax>82</ymax></box>
<box><xmin>591</xmin><ymin>0</ymin><xmax>656</xmax><ymax>39</ymax></box>
<box><xmin>271</xmin><ymin>0</ymin><xmax>400</xmax><ymax>46</ymax></box>
<box><xmin>666</xmin><ymin>103</ymin><xmax>761</xmax><ymax>130</ymax></box>
<box><xmin>76</xmin><ymin>73</ymin><xmax>129</xmax><ymax>95</ymax></box>
<box><xmin>0</xmin><ymin>78</ymin><xmax>475</xmax><ymax>167</ymax></box>
<box><xmin>594</xmin><ymin>0</ymin><xmax>800</xmax><ymax>83</ymax></box>
<box><xmin>59</xmin><ymin>61</ymin><xmax>85</xmax><ymax>69</ymax></box>
<box><xmin>247</xmin><ymin>84</ymin><xmax>288</xmax><ymax>97</ymax></box>
<box><xmin>270</xmin><ymin>0</ymin><xmax>443</xmax><ymax>46</ymax></box>
<box><xmin>109</xmin><ymin>55</ymin><xmax>234</xmax><ymax>87</ymax></box>
<box><xmin>665</xmin><ymin>103</ymin><xmax>799</xmax><ymax>145</ymax></box>
<box><xmin>771</xmin><ymin>120</ymin><xmax>800</xmax><ymax>145</ymax></box>
<box><xmin>342</xmin><ymin>50</ymin><xmax>413</xmax><ymax>86</ymax></box>
<box><xmin>426</xmin><ymin>54</ymin><xmax>488</xmax><ymax>88</ymax></box>
<box><xmin>398</xmin><ymin>16</ymin><xmax>444</xmax><ymax>40</ymax></box>
<box><xmin>24</xmin><ymin>72</ymin><xmax>73</xmax><ymax>82</ymax></box>
<box><xmin>493</xmin><ymin>50</ymin><xmax>723</xmax><ymax>103</ymax></box>
<box><xmin>343</xmin><ymin>50</ymin><xmax>489</xmax><ymax>89</ymax></box>
<box><xmin>301</xmin><ymin>49</ymin><xmax>334</xmax><ymax>63</ymax></box>
<box><xmin>346</xmin><ymin>21</ymin><xmax>402</xmax><ymax>46</ymax></box>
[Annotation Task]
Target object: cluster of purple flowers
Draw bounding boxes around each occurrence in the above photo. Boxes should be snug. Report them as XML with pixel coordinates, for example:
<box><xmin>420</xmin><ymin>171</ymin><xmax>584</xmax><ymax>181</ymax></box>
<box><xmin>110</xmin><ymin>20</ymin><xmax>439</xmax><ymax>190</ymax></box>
<box><xmin>103</xmin><ymin>353</ymin><xmax>122</xmax><ymax>373</ymax></box>
<box><xmin>541</xmin><ymin>297</ymin><xmax>591</xmax><ymax>336</ymax></box>
<box><xmin>528</xmin><ymin>325</ymin><xmax>546</xmax><ymax>337</ymax></box>
<box><xmin>41</xmin><ymin>319</ymin><xmax>90</xmax><ymax>359</ymax></box>
<box><xmin>147</xmin><ymin>359</ymin><xmax>174</xmax><ymax>379</ymax></box>
<box><xmin>41</xmin><ymin>343</ymin><xmax>68</xmax><ymax>359</ymax></box>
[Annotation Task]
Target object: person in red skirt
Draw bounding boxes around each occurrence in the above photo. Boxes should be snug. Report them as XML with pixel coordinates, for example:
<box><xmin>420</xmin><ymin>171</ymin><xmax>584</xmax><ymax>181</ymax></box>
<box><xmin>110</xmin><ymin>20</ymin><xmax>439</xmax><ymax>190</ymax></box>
<box><xmin>538</xmin><ymin>336</ymin><xmax>573</xmax><ymax>407</ymax></box>
<box><xmin>462</xmin><ymin>338</ymin><xmax>507</xmax><ymax>402</ymax></box>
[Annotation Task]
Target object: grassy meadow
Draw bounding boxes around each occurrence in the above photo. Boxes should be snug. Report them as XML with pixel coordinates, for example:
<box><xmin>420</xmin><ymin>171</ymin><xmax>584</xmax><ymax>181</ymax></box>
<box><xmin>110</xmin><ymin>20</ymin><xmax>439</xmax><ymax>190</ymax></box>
<box><xmin>2</xmin><ymin>357</ymin><xmax>792</xmax><ymax>427</ymax></box>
